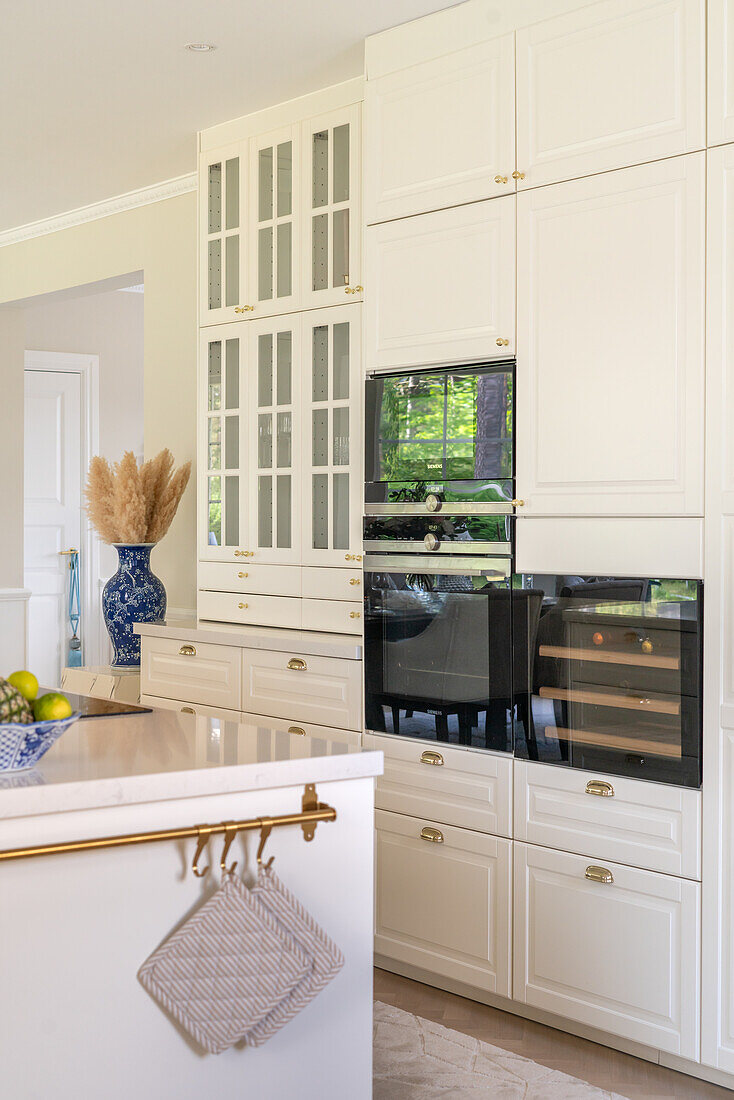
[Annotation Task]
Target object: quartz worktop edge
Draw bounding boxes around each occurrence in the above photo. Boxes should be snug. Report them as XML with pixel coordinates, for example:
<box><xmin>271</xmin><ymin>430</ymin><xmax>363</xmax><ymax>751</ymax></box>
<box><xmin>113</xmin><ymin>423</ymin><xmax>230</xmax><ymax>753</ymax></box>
<box><xmin>134</xmin><ymin>619</ymin><xmax>363</xmax><ymax>659</ymax></box>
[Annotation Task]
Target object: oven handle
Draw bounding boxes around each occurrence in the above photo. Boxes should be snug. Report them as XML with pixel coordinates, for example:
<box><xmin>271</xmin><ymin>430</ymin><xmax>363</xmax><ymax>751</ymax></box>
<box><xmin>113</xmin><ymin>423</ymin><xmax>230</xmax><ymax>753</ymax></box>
<box><xmin>364</xmin><ymin>502</ymin><xmax>514</xmax><ymax>516</ymax></box>
<box><xmin>363</xmin><ymin>553</ymin><xmax>511</xmax><ymax>578</ymax></box>
<box><xmin>363</xmin><ymin>539</ymin><xmax>512</xmax><ymax>555</ymax></box>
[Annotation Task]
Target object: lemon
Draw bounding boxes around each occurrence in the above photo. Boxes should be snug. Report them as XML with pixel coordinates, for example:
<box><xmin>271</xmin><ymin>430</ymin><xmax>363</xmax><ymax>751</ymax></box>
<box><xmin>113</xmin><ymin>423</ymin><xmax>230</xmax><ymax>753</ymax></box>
<box><xmin>8</xmin><ymin>670</ymin><xmax>39</xmax><ymax>702</ymax></box>
<box><xmin>33</xmin><ymin>692</ymin><xmax>72</xmax><ymax>722</ymax></box>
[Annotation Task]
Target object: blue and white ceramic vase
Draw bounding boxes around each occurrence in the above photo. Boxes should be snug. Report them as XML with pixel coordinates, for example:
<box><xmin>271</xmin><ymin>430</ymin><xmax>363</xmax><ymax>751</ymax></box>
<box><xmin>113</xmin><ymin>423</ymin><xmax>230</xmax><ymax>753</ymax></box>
<box><xmin>102</xmin><ymin>544</ymin><xmax>166</xmax><ymax>668</ymax></box>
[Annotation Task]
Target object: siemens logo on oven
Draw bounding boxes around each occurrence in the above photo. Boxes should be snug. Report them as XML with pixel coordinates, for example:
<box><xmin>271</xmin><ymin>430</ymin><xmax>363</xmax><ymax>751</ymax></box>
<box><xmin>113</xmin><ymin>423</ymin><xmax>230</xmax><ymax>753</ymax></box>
<box><xmin>427</xmin><ymin>463</ymin><xmax>442</xmax><ymax>469</ymax></box>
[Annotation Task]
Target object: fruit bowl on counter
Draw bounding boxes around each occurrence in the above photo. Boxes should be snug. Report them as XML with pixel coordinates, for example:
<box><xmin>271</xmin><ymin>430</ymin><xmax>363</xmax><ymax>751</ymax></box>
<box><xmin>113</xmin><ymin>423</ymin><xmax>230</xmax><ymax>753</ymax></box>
<box><xmin>0</xmin><ymin>672</ymin><xmax>79</xmax><ymax>773</ymax></box>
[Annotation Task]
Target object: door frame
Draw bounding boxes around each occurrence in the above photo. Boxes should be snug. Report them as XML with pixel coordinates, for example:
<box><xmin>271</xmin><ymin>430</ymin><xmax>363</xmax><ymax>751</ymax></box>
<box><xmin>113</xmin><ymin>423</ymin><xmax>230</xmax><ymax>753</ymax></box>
<box><xmin>24</xmin><ymin>350</ymin><xmax>101</xmax><ymax>667</ymax></box>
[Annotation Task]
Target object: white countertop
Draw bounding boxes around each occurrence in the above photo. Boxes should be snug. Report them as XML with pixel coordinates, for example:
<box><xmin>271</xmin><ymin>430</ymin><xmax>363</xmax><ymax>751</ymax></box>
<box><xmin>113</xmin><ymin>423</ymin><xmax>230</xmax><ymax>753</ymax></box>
<box><xmin>134</xmin><ymin>618</ymin><xmax>363</xmax><ymax>660</ymax></box>
<box><xmin>0</xmin><ymin>710</ymin><xmax>381</xmax><ymax>821</ymax></box>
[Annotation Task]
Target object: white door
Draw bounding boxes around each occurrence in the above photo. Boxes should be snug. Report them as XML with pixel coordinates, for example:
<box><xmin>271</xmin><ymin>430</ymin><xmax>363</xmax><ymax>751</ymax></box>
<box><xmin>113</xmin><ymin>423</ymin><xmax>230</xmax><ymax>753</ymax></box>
<box><xmin>708</xmin><ymin>0</ymin><xmax>734</xmax><ymax>147</ymax></box>
<box><xmin>514</xmin><ymin>842</ymin><xmax>700</xmax><ymax>1059</ymax></box>
<box><xmin>24</xmin><ymin>369</ymin><xmax>82</xmax><ymax>687</ymax></box>
<box><xmin>365</xmin><ymin>197</ymin><xmax>515</xmax><ymax>371</ymax></box>
<box><xmin>515</xmin><ymin>0</ymin><xmax>705</xmax><ymax>190</ymax></box>
<box><xmin>248</xmin><ymin>125</ymin><xmax>301</xmax><ymax>319</ymax></box>
<box><xmin>364</xmin><ymin>34</ymin><xmax>515</xmax><ymax>223</ymax></box>
<box><xmin>516</xmin><ymin>154</ymin><xmax>705</xmax><ymax>516</ymax></box>
<box><xmin>375</xmin><ymin>809</ymin><xmax>512</xmax><ymax>996</ymax></box>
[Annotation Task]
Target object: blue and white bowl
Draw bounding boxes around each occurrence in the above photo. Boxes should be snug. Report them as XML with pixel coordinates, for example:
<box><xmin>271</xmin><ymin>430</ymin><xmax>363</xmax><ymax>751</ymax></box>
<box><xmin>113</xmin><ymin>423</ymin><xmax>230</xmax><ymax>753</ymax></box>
<box><xmin>0</xmin><ymin>714</ymin><xmax>80</xmax><ymax>772</ymax></box>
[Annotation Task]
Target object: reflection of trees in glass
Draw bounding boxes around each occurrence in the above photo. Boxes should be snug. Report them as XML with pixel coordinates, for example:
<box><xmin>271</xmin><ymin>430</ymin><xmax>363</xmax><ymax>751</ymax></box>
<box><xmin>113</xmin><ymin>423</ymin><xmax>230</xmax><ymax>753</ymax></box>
<box><xmin>651</xmin><ymin>578</ymin><xmax>698</xmax><ymax>602</ymax></box>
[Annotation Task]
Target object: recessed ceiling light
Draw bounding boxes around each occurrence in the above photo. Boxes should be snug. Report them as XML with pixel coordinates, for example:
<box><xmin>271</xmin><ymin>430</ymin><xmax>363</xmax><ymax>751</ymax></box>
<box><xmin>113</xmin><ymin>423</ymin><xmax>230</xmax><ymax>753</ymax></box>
<box><xmin>185</xmin><ymin>42</ymin><xmax>216</xmax><ymax>52</ymax></box>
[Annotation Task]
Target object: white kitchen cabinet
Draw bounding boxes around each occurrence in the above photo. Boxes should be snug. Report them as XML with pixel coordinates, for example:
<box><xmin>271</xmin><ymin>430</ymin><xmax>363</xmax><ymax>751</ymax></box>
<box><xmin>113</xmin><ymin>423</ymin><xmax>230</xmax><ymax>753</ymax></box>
<box><xmin>516</xmin><ymin>154</ymin><xmax>705</xmax><ymax>516</ymax></box>
<box><xmin>514</xmin><ymin>842</ymin><xmax>700</xmax><ymax>1059</ymax></box>
<box><xmin>516</xmin><ymin>0</ymin><xmax>705</xmax><ymax>190</ymax></box>
<box><xmin>708</xmin><ymin>0</ymin><xmax>734</xmax><ymax>147</ymax></box>
<box><xmin>375</xmin><ymin>809</ymin><xmax>512</xmax><ymax>996</ymax></box>
<box><xmin>364</xmin><ymin>35</ymin><xmax>514</xmax><ymax>223</ymax></box>
<box><xmin>199</xmin><ymin>142</ymin><xmax>247</xmax><ymax>326</ymax></box>
<box><xmin>198</xmin><ymin>590</ymin><xmax>302</xmax><ymax>630</ymax></box>
<box><xmin>242</xmin><ymin>649</ymin><xmax>362</xmax><ymax>731</ymax></box>
<box><xmin>248</xmin><ymin>124</ymin><xmax>301</xmax><ymax>318</ymax></box>
<box><xmin>365</xmin><ymin>197</ymin><xmax>515</xmax><ymax>371</ymax></box>
<box><xmin>140</xmin><ymin>637</ymin><xmax>241</xmax><ymax>711</ymax></box>
<box><xmin>301</xmin><ymin>305</ymin><xmax>363</xmax><ymax>565</ymax></box>
<box><xmin>302</xmin><ymin>105</ymin><xmax>362</xmax><ymax>307</ymax></box>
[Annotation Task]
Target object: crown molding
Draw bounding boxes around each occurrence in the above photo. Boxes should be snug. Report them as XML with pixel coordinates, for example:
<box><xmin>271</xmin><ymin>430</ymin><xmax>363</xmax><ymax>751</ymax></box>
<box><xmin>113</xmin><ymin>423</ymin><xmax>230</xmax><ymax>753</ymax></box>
<box><xmin>0</xmin><ymin>172</ymin><xmax>198</xmax><ymax>249</ymax></box>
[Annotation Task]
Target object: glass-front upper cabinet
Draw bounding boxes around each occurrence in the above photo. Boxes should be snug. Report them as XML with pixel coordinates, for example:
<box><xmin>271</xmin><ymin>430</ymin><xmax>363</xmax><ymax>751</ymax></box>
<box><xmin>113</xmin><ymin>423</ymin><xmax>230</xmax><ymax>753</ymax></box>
<box><xmin>248</xmin><ymin>126</ymin><xmax>300</xmax><ymax>319</ymax></box>
<box><xmin>301</xmin><ymin>304</ymin><xmax>362</xmax><ymax>565</ymax></box>
<box><xmin>302</xmin><ymin>105</ymin><xmax>362</xmax><ymax>309</ymax></box>
<box><xmin>244</xmin><ymin>317</ymin><xmax>302</xmax><ymax>563</ymax></box>
<box><xmin>200</xmin><ymin>145</ymin><xmax>248</xmax><ymax>326</ymax></box>
<box><xmin>199</xmin><ymin>326</ymin><xmax>246</xmax><ymax>559</ymax></box>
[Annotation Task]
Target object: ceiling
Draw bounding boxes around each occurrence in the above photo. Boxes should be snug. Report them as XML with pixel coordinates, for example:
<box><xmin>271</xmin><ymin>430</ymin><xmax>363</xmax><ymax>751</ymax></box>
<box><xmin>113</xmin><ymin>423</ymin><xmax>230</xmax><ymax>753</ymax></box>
<box><xmin>0</xmin><ymin>0</ymin><xmax>464</xmax><ymax>234</ymax></box>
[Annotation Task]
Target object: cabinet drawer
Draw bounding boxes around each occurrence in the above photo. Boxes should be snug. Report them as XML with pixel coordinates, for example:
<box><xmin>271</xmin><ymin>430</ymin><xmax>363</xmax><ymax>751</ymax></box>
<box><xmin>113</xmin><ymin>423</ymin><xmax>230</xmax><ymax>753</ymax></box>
<box><xmin>140</xmin><ymin>638</ymin><xmax>241</xmax><ymax>710</ymax></box>
<box><xmin>514</xmin><ymin>842</ymin><xmax>700</xmax><ymax>1059</ymax></box>
<box><xmin>302</xmin><ymin>567</ymin><xmax>363</xmax><ymax>601</ymax></box>
<box><xmin>242</xmin><ymin>711</ymin><xmax>362</xmax><ymax>753</ymax></box>
<box><xmin>514</xmin><ymin>760</ymin><xmax>701</xmax><ymax>879</ymax></box>
<box><xmin>365</xmin><ymin>734</ymin><xmax>512</xmax><ymax>838</ymax></box>
<box><xmin>302</xmin><ymin>598</ymin><xmax>362</xmax><ymax>635</ymax></box>
<box><xmin>375</xmin><ymin>809</ymin><xmax>511</xmax><ymax>996</ymax></box>
<box><xmin>141</xmin><ymin>694</ymin><xmax>244</xmax><ymax>722</ymax></box>
<box><xmin>199</xmin><ymin>561</ymin><xmax>302</xmax><ymax>597</ymax></box>
<box><xmin>242</xmin><ymin>650</ymin><xmax>362</xmax><ymax>731</ymax></box>
<box><xmin>198</xmin><ymin>590</ymin><xmax>302</xmax><ymax>629</ymax></box>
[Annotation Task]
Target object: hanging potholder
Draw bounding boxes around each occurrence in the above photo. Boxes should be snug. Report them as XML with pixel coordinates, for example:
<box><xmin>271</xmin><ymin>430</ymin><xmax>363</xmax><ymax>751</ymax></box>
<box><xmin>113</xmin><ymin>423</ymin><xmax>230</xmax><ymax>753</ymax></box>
<box><xmin>138</xmin><ymin>875</ymin><xmax>312</xmax><ymax>1054</ymax></box>
<box><xmin>242</xmin><ymin>867</ymin><xmax>345</xmax><ymax>1046</ymax></box>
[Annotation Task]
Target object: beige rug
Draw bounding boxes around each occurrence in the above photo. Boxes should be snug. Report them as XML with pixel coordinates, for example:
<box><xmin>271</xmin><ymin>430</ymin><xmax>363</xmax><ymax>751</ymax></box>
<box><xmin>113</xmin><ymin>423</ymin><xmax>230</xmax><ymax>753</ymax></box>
<box><xmin>374</xmin><ymin>1002</ymin><xmax>631</xmax><ymax>1099</ymax></box>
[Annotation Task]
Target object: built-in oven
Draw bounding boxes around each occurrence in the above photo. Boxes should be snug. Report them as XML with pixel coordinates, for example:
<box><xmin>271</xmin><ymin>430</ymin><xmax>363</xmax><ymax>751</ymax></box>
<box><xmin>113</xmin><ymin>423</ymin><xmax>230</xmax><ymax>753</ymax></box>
<box><xmin>365</xmin><ymin>361</ymin><xmax>515</xmax><ymax>512</ymax></box>
<box><xmin>363</xmin><ymin>514</ymin><xmax>516</xmax><ymax>751</ymax></box>
<box><xmin>512</xmin><ymin>575</ymin><xmax>702</xmax><ymax>788</ymax></box>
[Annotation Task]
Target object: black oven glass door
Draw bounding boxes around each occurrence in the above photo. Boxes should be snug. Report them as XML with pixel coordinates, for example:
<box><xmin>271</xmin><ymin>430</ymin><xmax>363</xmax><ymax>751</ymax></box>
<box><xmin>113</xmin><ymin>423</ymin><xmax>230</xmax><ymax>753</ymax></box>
<box><xmin>365</xmin><ymin>363</ymin><xmax>513</xmax><ymax>505</ymax></box>
<box><xmin>364</xmin><ymin>558</ymin><xmax>516</xmax><ymax>752</ymax></box>
<box><xmin>512</xmin><ymin>575</ymin><xmax>702</xmax><ymax>788</ymax></box>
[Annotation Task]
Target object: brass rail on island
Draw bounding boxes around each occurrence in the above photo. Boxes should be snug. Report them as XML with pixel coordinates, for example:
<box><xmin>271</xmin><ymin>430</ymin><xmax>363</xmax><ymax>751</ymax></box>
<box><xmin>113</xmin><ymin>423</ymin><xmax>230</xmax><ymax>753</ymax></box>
<box><xmin>0</xmin><ymin>784</ymin><xmax>336</xmax><ymax>864</ymax></box>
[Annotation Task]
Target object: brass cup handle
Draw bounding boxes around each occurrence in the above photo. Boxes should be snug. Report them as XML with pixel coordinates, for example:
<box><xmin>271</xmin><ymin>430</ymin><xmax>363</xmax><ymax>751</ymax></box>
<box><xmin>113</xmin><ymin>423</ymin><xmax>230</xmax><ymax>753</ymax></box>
<box><xmin>512</xmin><ymin>170</ymin><xmax>526</xmax><ymax>180</ymax></box>
<box><xmin>420</xmin><ymin>750</ymin><xmax>444</xmax><ymax>767</ymax></box>
<box><xmin>420</xmin><ymin>826</ymin><xmax>444</xmax><ymax>844</ymax></box>
<box><xmin>585</xmin><ymin>779</ymin><xmax>614</xmax><ymax>798</ymax></box>
<box><xmin>237</xmin><ymin>572</ymin><xmax>248</xmax><ymax>578</ymax></box>
<box><xmin>496</xmin><ymin>338</ymin><xmax>510</xmax><ymax>347</ymax></box>
<box><xmin>288</xmin><ymin>726</ymin><xmax>306</xmax><ymax>736</ymax></box>
<box><xmin>238</xmin><ymin>602</ymin><xmax>248</xmax><ymax>609</ymax></box>
<box><xmin>344</xmin><ymin>285</ymin><xmax>364</xmax><ymax>295</ymax></box>
<box><xmin>349</xmin><ymin>578</ymin><xmax>361</xmax><ymax>586</ymax></box>
<box><xmin>494</xmin><ymin>175</ymin><xmax>508</xmax><ymax>184</ymax></box>
<box><xmin>585</xmin><ymin>865</ymin><xmax>614</xmax><ymax>885</ymax></box>
<box><xmin>287</xmin><ymin>658</ymin><xmax>307</xmax><ymax>671</ymax></box>
<box><xmin>345</xmin><ymin>553</ymin><xmax>363</xmax><ymax>562</ymax></box>
<box><xmin>179</xmin><ymin>645</ymin><xmax>196</xmax><ymax>657</ymax></box>
<box><xmin>234</xmin><ymin>305</ymin><xmax>255</xmax><ymax>313</ymax></box>
<box><xmin>181</xmin><ymin>706</ymin><xmax>195</xmax><ymax>714</ymax></box>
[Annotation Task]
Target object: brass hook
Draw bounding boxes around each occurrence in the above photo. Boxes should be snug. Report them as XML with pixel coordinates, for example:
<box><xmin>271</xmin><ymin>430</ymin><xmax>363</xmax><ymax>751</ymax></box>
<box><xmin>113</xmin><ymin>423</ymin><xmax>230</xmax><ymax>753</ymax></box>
<box><xmin>220</xmin><ymin>823</ymin><xmax>239</xmax><ymax>877</ymax></box>
<box><xmin>256</xmin><ymin>818</ymin><xmax>275</xmax><ymax>871</ymax></box>
<box><xmin>192</xmin><ymin>827</ymin><xmax>210</xmax><ymax>877</ymax></box>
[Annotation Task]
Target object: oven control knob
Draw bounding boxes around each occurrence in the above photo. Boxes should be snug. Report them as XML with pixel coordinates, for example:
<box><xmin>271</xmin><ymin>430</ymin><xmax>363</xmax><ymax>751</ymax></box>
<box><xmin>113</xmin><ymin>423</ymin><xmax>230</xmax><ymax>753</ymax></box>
<box><xmin>425</xmin><ymin>494</ymin><xmax>441</xmax><ymax>512</ymax></box>
<box><xmin>424</xmin><ymin>533</ymin><xmax>441</xmax><ymax>551</ymax></box>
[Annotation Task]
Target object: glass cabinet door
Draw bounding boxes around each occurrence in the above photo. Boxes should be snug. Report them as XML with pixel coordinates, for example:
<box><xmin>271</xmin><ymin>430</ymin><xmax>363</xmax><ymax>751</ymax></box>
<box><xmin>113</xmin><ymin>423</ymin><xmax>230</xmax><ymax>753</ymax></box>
<box><xmin>302</xmin><ymin>304</ymin><xmax>362</xmax><ymax>565</ymax></box>
<box><xmin>200</xmin><ymin>147</ymin><xmax>248</xmax><ymax>325</ymax></box>
<box><xmin>199</xmin><ymin>327</ymin><xmax>246</xmax><ymax>559</ymax></box>
<box><xmin>302</xmin><ymin>104</ymin><xmax>362</xmax><ymax>310</ymax></box>
<box><xmin>245</xmin><ymin>318</ymin><xmax>301</xmax><ymax>562</ymax></box>
<box><xmin>248</xmin><ymin>126</ymin><xmax>300</xmax><ymax>318</ymax></box>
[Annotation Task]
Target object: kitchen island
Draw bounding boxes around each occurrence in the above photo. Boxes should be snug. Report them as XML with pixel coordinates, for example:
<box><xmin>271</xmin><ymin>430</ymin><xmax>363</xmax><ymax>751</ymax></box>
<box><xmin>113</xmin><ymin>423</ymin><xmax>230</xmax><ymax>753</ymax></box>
<box><xmin>0</xmin><ymin>709</ymin><xmax>381</xmax><ymax>1100</ymax></box>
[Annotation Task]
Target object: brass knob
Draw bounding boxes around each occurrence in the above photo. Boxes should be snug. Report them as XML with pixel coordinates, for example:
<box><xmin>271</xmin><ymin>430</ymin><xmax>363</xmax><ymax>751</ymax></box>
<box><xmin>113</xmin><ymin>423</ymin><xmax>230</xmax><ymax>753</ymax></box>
<box><xmin>420</xmin><ymin>826</ymin><xmax>444</xmax><ymax>844</ymax></box>
<box><xmin>237</xmin><ymin>571</ymin><xmax>248</xmax><ymax>578</ymax></box>
<box><xmin>287</xmin><ymin>657</ymin><xmax>307</xmax><ymax>671</ymax></box>
<box><xmin>349</xmin><ymin>578</ymin><xmax>361</xmax><ymax>586</ymax></box>
<box><xmin>494</xmin><ymin>175</ymin><xmax>508</xmax><ymax>184</ymax></box>
<box><xmin>585</xmin><ymin>779</ymin><xmax>614</xmax><ymax>798</ymax></box>
<box><xmin>420</xmin><ymin>750</ymin><xmax>444</xmax><ymax>767</ymax></box>
<box><xmin>350</xmin><ymin>611</ymin><xmax>361</xmax><ymax>619</ymax></box>
<box><xmin>344</xmin><ymin>285</ymin><xmax>363</xmax><ymax>295</ymax></box>
<box><xmin>424</xmin><ymin>533</ymin><xmax>441</xmax><ymax>552</ymax></box>
<box><xmin>585</xmin><ymin>865</ymin><xmax>614</xmax><ymax>885</ymax></box>
<box><xmin>238</xmin><ymin>602</ymin><xmax>248</xmax><ymax>609</ymax></box>
<box><xmin>511</xmin><ymin>499</ymin><xmax>525</xmax><ymax>507</ymax></box>
<box><xmin>179</xmin><ymin>645</ymin><xmax>196</xmax><ymax>657</ymax></box>
<box><xmin>641</xmin><ymin>638</ymin><xmax>653</xmax><ymax>654</ymax></box>
<box><xmin>425</xmin><ymin>493</ymin><xmax>441</xmax><ymax>513</ymax></box>
<box><xmin>181</xmin><ymin>706</ymin><xmax>195</xmax><ymax>714</ymax></box>
<box><xmin>512</xmin><ymin>170</ymin><xmax>526</xmax><ymax>180</ymax></box>
<box><xmin>288</xmin><ymin>726</ymin><xmax>306</xmax><ymax>736</ymax></box>
<box><xmin>234</xmin><ymin>305</ymin><xmax>255</xmax><ymax>313</ymax></box>
<box><xmin>496</xmin><ymin>338</ymin><xmax>510</xmax><ymax>347</ymax></box>
<box><xmin>345</xmin><ymin>553</ymin><xmax>363</xmax><ymax>562</ymax></box>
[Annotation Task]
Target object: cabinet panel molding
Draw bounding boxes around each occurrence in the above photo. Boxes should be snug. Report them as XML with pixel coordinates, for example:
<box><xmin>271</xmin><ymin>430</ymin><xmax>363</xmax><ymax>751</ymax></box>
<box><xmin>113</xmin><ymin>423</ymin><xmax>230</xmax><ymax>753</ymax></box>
<box><xmin>708</xmin><ymin>0</ymin><xmax>734</xmax><ymax>147</ymax></box>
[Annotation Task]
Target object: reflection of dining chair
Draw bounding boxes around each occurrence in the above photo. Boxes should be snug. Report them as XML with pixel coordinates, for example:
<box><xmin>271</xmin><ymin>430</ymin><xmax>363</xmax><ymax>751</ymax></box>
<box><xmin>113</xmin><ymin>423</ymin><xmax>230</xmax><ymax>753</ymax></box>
<box><xmin>559</xmin><ymin>579</ymin><xmax>649</xmax><ymax>601</ymax></box>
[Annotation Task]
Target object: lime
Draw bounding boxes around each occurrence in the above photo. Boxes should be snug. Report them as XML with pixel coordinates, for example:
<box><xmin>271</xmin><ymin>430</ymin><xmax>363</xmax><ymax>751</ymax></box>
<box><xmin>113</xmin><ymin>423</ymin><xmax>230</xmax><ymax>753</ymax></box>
<box><xmin>8</xmin><ymin>670</ymin><xmax>39</xmax><ymax>701</ymax></box>
<box><xmin>33</xmin><ymin>692</ymin><xmax>72</xmax><ymax>722</ymax></box>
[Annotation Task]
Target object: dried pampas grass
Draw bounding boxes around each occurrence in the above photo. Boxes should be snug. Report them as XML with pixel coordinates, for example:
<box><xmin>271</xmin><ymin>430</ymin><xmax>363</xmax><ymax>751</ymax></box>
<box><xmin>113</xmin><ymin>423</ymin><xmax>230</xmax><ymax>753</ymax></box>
<box><xmin>85</xmin><ymin>449</ymin><xmax>191</xmax><ymax>545</ymax></box>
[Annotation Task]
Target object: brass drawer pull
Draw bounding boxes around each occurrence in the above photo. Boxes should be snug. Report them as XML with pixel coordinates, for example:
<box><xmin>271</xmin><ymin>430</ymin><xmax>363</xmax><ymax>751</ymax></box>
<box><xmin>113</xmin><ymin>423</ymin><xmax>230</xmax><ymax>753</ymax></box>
<box><xmin>238</xmin><ymin>602</ymin><xmax>248</xmax><ymax>609</ymax></box>
<box><xmin>234</xmin><ymin>304</ymin><xmax>255</xmax><ymax>313</ymax></box>
<box><xmin>420</xmin><ymin>750</ymin><xmax>444</xmax><ymax>767</ymax></box>
<box><xmin>494</xmin><ymin>174</ymin><xmax>508</xmax><ymax>184</ymax></box>
<box><xmin>420</xmin><ymin>826</ymin><xmax>444</xmax><ymax>844</ymax></box>
<box><xmin>235</xmin><ymin>550</ymin><xmax>254</xmax><ymax>557</ymax></box>
<box><xmin>510</xmin><ymin>499</ymin><xmax>525</xmax><ymax>507</ymax></box>
<box><xmin>287</xmin><ymin>658</ymin><xmax>307</xmax><ymax>671</ymax></box>
<box><xmin>350</xmin><ymin>611</ymin><xmax>361</xmax><ymax>619</ymax></box>
<box><xmin>237</xmin><ymin>571</ymin><xmax>248</xmax><ymax>578</ymax></box>
<box><xmin>585</xmin><ymin>779</ymin><xmax>614</xmax><ymax>798</ymax></box>
<box><xmin>512</xmin><ymin>170</ymin><xmax>526</xmax><ymax>180</ymax></box>
<box><xmin>181</xmin><ymin>706</ymin><xmax>195</xmax><ymax>714</ymax></box>
<box><xmin>349</xmin><ymin>578</ymin><xmax>361</xmax><ymax>586</ymax></box>
<box><xmin>496</xmin><ymin>337</ymin><xmax>510</xmax><ymax>346</ymax></box>
<box><xmin>288</xmin><ymin>726</ymin><xmax>306</xmax><ymax>736</ymax></box>
<box><xmin>345</xmin><ymin>553</ymin><xmax>363</xmax><ymax>562</ymax></box>
<box><xmin>585</xmin><ymin>864</ymin><xmax>614</xmax><ymax>885</ymax></box>
<box><xmin>344</xmin><ymin>284</ymin><xmax>364</xmax><ymax>295</ymax></box>
<box><xmin>179</xmin><ymin>645</ymin><xmax>196</xmax><ymax>657</ymax></box>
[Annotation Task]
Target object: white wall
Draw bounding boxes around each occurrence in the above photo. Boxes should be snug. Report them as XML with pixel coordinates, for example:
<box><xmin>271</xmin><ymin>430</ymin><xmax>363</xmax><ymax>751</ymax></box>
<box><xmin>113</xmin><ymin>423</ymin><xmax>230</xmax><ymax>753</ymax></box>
<box><xmin>0</xmin><ymin>310</ymin><xmax>26</xmax><ymax>589</ymax></box>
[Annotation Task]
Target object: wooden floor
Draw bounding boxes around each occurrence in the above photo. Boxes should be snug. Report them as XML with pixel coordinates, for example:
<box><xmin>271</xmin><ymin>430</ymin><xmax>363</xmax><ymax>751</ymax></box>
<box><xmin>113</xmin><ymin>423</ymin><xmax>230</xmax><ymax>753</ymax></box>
<box><xmin>375</xmin><ymin>969</ymin><xmax>732</xmax><ymax>1098</ymax></box>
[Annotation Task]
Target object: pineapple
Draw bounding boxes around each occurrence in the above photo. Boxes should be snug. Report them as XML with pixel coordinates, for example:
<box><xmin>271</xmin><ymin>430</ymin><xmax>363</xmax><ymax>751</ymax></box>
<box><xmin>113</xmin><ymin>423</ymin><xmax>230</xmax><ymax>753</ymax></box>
<box><xmin>0</xmin><ymin>677</ymin><xmax>34</xmax><ymax>724</ymax></box>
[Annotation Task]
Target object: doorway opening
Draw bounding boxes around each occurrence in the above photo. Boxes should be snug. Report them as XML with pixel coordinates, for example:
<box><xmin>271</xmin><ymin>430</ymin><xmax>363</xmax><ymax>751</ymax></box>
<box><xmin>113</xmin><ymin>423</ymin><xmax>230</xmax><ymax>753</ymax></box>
<box><xmin>21</xmin><ymin>272</ymin><xmax>144</xmax><ymax>685</ymax></box>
